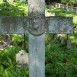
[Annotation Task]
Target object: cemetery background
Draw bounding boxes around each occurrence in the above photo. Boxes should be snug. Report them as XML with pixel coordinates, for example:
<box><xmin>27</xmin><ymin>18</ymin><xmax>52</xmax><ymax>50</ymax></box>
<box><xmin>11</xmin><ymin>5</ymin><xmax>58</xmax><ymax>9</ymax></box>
<box><xmin>0</xmin><ymin>0</ymin><xmax>77</xmax><ymax>77</ymax></box>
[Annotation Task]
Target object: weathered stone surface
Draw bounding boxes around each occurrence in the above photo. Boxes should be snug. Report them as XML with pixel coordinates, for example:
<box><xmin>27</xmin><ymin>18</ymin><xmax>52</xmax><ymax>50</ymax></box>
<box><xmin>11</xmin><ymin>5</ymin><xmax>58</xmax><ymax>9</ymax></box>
<box><xmin>66</xmin><ymin>39</ymin><xmax>72</xmax><ymax>49</ymax></box>
<box><xmin>28</xmin><ymin>0</ymin><xmax>45</xmax><ymax>77</ymax></box>
<box><xmin>20</xmin><ymin>0</ymin><xmax>26</xmax><ymax>2</ymax></box>
<box><xmin>46</xmin><ymin>16</ymin><xmax>73</xmax><ymax>33</ymax></box>
<box><xmin>29</xmin><ymin>34</ymin><xmax>45</xmax><ymax>77</ymax></box>
<box><xmin>0</xmin><ymin>16</ymin><xmax>28</xmax><ymax>34</ymax></box>
<box><xmin>0</xmin><ymin>16</ymin><xmax>73</xmax><ymax>34</ymax></box>
<box><xmin>16</xmin><ymin>50</ymin><xmax>29</xmax><ymax>67</ymax></box>
<box><xmin>28</xmin><ymin>16</ymin><xmax>45</xmax><ymax>36</ymax></box>
<box><xmin>28</xmin><ymin>0</ymin><xmax>45</xmax><ymax>35</ymax></box>
<box><xmin>28</xmin><ymin>0</ymin><xmax>45</xmax><ymax>15</ymax></box>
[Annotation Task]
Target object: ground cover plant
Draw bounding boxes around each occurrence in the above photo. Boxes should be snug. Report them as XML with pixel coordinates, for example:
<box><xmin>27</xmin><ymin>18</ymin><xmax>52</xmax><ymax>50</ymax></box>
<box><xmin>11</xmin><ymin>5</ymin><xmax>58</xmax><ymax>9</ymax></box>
<box><xmin>0</xmin><ymin>0</ymin><xmax>77</xmax><ymax>77</ymax></box>
<box><xmin>45</xmin><ymin>5</ymin><xmax>77</xmax><ymax>77</ymax></box>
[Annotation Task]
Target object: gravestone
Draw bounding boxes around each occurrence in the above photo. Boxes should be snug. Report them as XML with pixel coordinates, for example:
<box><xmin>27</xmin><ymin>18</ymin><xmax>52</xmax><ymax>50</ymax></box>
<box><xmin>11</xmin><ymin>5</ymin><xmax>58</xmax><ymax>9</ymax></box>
<box><xmin>73</xmin><ymin>7</ymin><xmax>77</xmax><ymax>13</ymax></box>
<box><xmin>20</xmin><ymin>0</ymin><xmax>26</xmax><ymax>2</ymax></box>
<box><xmin>0</xmin><ymin>0</ymin><xmax>73</xmax><ymax>77</ymax></box>
<box><xmin>7</xmin><ymin>0</ymin><xmax>14</xmax><ymax>3</ymax></box>
<box><xmin>76</xmin><ymin>7</ymin><xmax>77</xmax><ymax>13</ymax></box>
<box><xmin>66</xmin><ymin>39</ymin><xmax>71</xmax><ymax>49</ymax></box>
<box><xmin>68</xmin><ymin>6</ymin><xmax>73</xmax><ymax>12</ymax></box>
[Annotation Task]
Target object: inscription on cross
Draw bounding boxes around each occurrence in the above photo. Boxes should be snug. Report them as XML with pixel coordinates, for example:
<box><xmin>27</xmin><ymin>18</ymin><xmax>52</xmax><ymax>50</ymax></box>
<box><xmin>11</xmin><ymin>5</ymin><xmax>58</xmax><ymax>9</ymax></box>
<box><xmin>0</xmin><ymin>0</ymin><xmax>73</xmax><ymax>77</ymax></box>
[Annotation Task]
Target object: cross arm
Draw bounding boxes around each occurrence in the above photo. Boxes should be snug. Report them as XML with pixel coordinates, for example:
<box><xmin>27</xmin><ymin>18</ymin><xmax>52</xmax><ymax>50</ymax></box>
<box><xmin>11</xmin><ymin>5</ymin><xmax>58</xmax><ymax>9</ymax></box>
<box><xmin>0</xmin><ymin>16</ymin><xmax>28</xmax><ymax>34</ymax></box>
<box><xmin>46</xmin><ymin>16</ymin><xmax>73</xmax><ymax>34</ymax></box>
<box><xmin>0</xmin><ymin>16</ymin><xmax>73</xmax><ymax>35</ymax></box>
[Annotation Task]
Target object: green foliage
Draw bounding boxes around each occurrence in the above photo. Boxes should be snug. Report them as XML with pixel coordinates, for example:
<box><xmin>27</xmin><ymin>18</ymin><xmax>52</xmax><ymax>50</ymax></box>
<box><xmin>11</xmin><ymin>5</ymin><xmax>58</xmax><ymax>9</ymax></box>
<box><xmin>45</xmin><ymin>6</ymin><xmax>77</xmax><ymax>76</ymax></box>
<box><xmin>12</xmin><ymin>34</ymin><xmax>29</xmax><ymax>51</ymax></box>
<box><xmin>12</xmin><ymin>34</ymin><xmax>23</xmax><ymax>45</ymax></box>
<box><xmin>0</xmin><ymin>46</ymin><xmax>29</xmax><ymax>77</ymax></box>
<box><xmin>45</xmin><ymin>34</ymin><xmax>77</xmax><ymax>77</ymax></box>
<box><xmin>61</xmin><ymin>0</ymin><xmax>77</xmax><ymax>6</ymax></box>
<box><xmin>0</xmin><ymin>1</ymin><xmax>28</xmax><ymax>16</ymax></box>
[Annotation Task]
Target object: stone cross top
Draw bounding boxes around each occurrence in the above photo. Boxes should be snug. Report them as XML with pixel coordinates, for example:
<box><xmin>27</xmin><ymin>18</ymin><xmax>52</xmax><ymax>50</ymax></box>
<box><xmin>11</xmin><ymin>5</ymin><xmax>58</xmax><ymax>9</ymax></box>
<box><xmin>0</xmin><ymin>0</ymin><xmax>73</xmax><ymax>77</ymax></box>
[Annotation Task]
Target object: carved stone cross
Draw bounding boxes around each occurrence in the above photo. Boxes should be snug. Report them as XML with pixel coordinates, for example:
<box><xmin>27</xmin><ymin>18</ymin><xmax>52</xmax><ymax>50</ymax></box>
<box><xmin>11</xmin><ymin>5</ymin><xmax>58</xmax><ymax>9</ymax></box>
<box><xmin>0</xmin><ymin>0</ymin><xmax>73</xmax><ymax>77</ymax></box>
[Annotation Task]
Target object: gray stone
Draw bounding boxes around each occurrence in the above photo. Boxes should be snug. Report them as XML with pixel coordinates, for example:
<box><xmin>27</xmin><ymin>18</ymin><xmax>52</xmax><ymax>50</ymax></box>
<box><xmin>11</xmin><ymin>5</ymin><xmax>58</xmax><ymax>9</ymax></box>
<box><xmin>66</xmin><ymin>39</ymin><xmax>71</xmax><ymax>49</ymax></box>
<box><xmin>0</xmin><ymin>16</ymin><xmax>28</xmax><ymax>34</ymax></box>
<box><xmin>46</xmin><ymin>16</ymin><xmax>73</xmax><ymax>33</ymax></box>
<box><xmin>29</xmin><ymin>34</ymin><xmax>45</xmax><ymax>77</ymax></box>
<box><xmin>20</xmin><ymin>0</ymin><xmax>26</xmax><ymax>2</ymax></box>
<box><xmin>0</xmin><ymin>16</ymin><xmax>73</xmax><ymax>34</ymax></box>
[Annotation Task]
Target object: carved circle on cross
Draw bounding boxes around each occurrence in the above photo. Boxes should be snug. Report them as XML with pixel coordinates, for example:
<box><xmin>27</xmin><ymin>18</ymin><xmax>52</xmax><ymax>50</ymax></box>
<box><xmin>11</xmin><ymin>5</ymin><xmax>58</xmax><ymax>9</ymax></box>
<box><xmin>28</xmin><ymin>16</ymin><xmax>45</xmax><ymax>36</ymax></box>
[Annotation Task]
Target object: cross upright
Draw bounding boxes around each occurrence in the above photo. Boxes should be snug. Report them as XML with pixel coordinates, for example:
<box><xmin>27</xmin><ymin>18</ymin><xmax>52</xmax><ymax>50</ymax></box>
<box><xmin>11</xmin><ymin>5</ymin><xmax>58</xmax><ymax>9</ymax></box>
<box><xmin>0</xmin><ymin>0</ymin><xmax>73</xmax><ymax>77</ymax></box>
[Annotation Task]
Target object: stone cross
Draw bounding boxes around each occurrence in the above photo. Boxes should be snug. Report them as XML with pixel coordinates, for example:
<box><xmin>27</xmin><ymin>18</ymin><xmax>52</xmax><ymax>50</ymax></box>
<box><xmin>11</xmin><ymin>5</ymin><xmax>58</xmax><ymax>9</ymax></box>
<box><xmin>0</xmin><ymin>0</ymin><xmax>73</xmax><ymax>77</ymax></box>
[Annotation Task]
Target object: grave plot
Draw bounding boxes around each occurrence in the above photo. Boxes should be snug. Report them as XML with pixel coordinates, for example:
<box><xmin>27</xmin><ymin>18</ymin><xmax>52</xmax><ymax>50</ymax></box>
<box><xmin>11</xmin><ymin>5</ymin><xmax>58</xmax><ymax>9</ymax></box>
<box><xmin>0</xmin><ymin>0</ymin><xmax>73</xmax><ymax>77</ymax></box>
